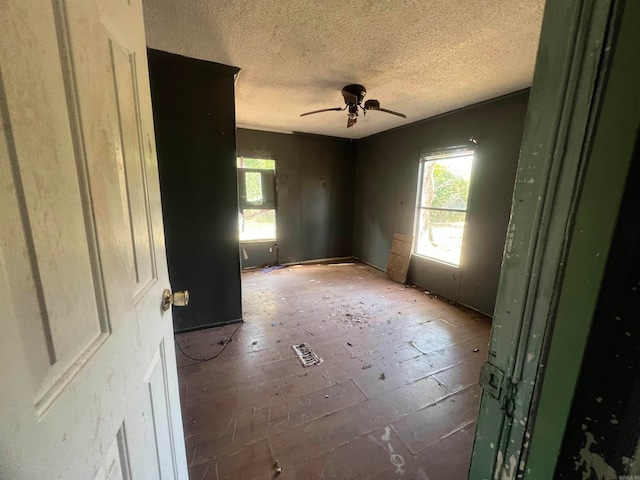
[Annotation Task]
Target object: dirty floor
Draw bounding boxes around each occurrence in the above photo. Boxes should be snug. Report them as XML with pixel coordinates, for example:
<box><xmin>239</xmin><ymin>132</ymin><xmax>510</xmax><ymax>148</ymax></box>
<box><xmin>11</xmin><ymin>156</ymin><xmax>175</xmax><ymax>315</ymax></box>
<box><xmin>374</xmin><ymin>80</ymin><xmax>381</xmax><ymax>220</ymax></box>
<box><xmin>176</xmin><ymin>262</ymin><xmax>491</xmax><ymax>480</ymax></box>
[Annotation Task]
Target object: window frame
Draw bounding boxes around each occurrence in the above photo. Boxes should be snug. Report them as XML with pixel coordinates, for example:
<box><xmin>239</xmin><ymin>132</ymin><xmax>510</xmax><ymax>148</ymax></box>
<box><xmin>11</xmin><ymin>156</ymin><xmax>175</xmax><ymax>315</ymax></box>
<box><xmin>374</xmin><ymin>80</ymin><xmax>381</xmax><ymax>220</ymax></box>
<box><xmin>237</xmin><ymin>161</ymin><xmax>277</xmax><ymax>243</ymax></box>
<box><xmin>413</xmin><ymin>147</ymin><xmax>475</xmax><ymax>267</ymax></box>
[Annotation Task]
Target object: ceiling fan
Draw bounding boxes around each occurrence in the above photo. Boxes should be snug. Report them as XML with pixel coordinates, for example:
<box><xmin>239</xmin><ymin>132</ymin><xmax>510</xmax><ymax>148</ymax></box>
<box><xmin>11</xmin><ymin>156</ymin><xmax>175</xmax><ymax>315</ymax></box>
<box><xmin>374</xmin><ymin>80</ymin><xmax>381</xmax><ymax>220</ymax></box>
<box><xmin>300</xmin><ymin>84</ymin><xmax>407</xmax><ymax>128</ymax></box>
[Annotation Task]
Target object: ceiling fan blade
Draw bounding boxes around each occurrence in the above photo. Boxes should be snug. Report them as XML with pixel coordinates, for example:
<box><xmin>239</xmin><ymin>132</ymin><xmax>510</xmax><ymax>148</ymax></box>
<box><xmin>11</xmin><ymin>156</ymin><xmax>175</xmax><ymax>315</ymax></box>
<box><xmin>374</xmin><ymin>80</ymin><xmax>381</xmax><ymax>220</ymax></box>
<box><xmin>347</xmin><ymin>115</ymin><xmax>357</xmax><ymax>128</ymax></box>
<box><xmin>365</xmin><ymin>105</ymin><xmax>407</xmax><ymax>118</ymax></box>
<box><xmin>377</xmin><ymin>107</ymin><xmax>407</xmax><ymax>118</ymax></box>
<box><xmin>300</xmin><ymin>107</ymin><xmax>344</xmax><ymax>117</ymax></box>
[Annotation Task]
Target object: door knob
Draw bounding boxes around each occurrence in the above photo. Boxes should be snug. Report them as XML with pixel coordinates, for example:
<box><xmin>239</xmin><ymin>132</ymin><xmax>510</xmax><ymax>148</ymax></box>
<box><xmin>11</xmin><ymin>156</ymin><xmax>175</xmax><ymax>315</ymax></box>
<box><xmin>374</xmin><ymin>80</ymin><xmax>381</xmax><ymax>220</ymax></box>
<box><xmin>162</xmin><ymin>289</ymin><xmax>189</xmax><ymax>311</ymax></box>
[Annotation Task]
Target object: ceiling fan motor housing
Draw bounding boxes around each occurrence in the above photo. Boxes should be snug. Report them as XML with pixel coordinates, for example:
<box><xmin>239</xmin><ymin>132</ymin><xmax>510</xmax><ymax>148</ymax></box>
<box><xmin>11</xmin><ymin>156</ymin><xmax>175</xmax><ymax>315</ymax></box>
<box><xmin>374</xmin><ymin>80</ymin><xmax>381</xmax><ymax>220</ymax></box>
<box><xmin>342</xmin><ymin>84</ymin><xmax>367</xmax><ymax>105</ymax></box>
<box><xmin>364</xmin><ymin>99</ymin><xmax>380</xmax><ymax>109</ymax></box>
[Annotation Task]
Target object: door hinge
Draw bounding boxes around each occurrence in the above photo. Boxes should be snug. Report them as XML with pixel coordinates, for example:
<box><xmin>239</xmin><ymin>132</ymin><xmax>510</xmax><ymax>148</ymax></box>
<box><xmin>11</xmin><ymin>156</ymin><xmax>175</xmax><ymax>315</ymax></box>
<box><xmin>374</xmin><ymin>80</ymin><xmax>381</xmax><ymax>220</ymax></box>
<box><xmin>480</xmin><ymin>362</ymin><xmax>517</xmax><ymax>417</ymax></box>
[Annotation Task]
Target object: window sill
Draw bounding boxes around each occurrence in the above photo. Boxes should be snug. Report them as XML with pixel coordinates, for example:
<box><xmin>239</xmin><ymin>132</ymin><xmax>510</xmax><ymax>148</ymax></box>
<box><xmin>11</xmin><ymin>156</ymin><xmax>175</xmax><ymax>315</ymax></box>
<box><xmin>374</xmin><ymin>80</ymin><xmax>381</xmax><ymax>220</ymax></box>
<box><xmin>411</xmin><ymin>253</ymin><xmax>461</xmax><ymax>269</ymax></box>
<box><xmin>240</xmin><ymin>239</ymin><xmax>277</xmax><ymax>244</ymax></box>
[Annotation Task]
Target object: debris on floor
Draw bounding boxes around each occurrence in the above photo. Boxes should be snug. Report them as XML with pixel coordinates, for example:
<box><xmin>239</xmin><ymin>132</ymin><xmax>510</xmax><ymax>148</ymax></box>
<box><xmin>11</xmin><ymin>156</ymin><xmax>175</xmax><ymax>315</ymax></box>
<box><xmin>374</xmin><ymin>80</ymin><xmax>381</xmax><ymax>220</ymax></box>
<box><xmin>340</xmin><ymin>308</ymin><xmax>369</xmax><ymax>329</ymax></box>
<box><xmin>473</xmin><ymin>348</ymin><xmax>480</xmax><ymax>353</ymax></box>
<box><xmin>262</xmin><ymin>265</ymin><xmax>285</xmax><ymax>274</ymax></box>
<box><xmin>219</xmin><ymin>337</ymin><xmax>233</xmax><ymax>346</ymax></box>
<box><xmin>179</xmin><ymin>262</ymin><xmax>492</xmax><ymax>480</ymax></box>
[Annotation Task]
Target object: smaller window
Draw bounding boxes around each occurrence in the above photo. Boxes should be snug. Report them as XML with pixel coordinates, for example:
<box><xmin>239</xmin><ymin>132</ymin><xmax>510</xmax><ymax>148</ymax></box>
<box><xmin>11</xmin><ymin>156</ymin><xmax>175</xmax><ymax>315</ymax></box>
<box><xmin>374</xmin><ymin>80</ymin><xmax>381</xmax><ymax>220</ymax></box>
<box><xmin>237</xmin><ymin>157</ymin><xmax>277</xmax><ymax>242</ymax></box>
<box><xmin>414</xmin><ymin>150</ymin><xmax>474</xmax><ymax>266</ymax></box>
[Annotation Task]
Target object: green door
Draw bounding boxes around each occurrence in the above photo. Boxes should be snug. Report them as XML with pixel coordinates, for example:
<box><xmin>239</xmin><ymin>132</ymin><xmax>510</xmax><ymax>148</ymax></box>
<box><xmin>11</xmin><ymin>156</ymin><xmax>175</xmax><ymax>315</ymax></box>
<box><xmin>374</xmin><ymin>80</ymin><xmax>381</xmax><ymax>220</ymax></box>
<box><xmin>469</xmin><ymin>0</ymin><xmax>638</xmax><ymax>477</ymax></box>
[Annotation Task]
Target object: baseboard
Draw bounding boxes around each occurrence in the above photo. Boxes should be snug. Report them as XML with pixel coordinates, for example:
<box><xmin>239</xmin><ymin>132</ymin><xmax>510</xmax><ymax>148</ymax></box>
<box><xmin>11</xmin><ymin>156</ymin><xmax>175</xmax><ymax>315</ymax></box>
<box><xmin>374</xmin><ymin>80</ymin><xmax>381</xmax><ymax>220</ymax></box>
<box><xmin>352</xmin><ymin>256</ymin><xmax>387</xmax><ymax>273</ymax></box>
<box><xmin>174</xmin><ymin>317</ymin><xmax>244</xmax><ymax>334</ymax></box>
<box><xmin>288</xmin><ymin>256</ymin><xmax>354</xmax><ymax>266</ymax></box>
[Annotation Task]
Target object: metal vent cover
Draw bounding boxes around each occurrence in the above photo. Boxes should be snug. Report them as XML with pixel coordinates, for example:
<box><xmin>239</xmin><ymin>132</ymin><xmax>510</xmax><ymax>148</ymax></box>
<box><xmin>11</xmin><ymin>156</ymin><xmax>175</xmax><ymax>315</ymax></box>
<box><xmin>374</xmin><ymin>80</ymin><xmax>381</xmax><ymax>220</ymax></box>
<box><xmin>292</xmin><ymin>343</ymin><xmax>323</xmax><ymax>367</ymax></box>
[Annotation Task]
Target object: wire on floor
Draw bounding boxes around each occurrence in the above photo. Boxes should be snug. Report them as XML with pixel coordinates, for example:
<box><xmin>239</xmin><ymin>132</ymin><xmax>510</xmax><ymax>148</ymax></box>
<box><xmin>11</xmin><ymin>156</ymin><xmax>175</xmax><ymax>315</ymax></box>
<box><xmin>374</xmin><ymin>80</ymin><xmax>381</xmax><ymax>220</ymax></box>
<box><xmin>174</xmin><ymin>324</ymin><xmax>242</xmax><ymax>367</ymax></box>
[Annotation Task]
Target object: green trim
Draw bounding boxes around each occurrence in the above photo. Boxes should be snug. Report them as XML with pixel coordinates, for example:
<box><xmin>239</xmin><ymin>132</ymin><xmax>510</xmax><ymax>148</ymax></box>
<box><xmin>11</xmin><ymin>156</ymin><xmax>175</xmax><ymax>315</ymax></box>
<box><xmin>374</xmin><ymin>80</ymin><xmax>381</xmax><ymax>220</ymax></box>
<box><xmin>471</xmin><ymin>0</ymin><xmax>620</xmax><ymax>477</ymax></box>
<box><xmin>525</xmin><ymin>0</ymin><xmax>640</xmax><ymax>476</ymax></box>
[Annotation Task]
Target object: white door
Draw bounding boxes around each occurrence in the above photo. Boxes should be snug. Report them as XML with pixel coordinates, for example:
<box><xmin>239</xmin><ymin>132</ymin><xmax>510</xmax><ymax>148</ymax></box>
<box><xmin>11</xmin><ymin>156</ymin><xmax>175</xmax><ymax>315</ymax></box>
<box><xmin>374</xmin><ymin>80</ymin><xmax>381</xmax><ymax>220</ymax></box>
<box><xmin>0</xmin><ymin>1</ymin><xmax>188</xmax><ymax>479</ymax></box>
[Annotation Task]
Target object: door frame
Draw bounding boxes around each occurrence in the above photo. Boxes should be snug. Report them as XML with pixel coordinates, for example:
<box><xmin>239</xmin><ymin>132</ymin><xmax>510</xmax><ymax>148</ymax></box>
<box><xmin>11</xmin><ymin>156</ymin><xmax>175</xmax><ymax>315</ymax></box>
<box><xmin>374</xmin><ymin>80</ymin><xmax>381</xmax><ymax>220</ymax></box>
<box><xmin>525</xmin><ymin>0</ymin><xmax>640</xmax><ymax>475</ymax></box>
<box><xmin>470</xmin><ymin>0</ymin><xmax>629</xmax><ymax>477</ymax></box>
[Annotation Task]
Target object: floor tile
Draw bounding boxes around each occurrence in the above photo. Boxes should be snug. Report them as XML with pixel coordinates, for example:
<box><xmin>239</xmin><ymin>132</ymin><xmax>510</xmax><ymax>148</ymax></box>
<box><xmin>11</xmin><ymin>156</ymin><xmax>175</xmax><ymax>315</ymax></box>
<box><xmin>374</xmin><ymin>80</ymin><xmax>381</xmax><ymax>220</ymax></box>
<box><xmin>175</xmin><ymin>262</ymin><xmax>491</xmax><ymax>479</ymax></box>
<box><xmin>393</xmin><ymin>385</ymin><xmax>481</xmax><ymax>454</ymax></box>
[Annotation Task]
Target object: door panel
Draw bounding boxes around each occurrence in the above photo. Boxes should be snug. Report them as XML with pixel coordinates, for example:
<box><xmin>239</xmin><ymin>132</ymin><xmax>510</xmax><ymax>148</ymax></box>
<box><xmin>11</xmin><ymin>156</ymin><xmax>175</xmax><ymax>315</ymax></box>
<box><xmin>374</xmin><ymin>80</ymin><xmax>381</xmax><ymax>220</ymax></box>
<box><xmin>109</xmin><ymin>36</ymin><xmax>157</xmax><ymax>300</ymax></box>
<box><xmin>0</xmin><ymin>1</ymin><xmax>187</xmax><ymax>479</ymax></box>
<box><xmin>145</xmin><ymin>342</ymin><xmax>180</xmax><ymax>480</ymax></box>
<box><xmin>95</xmin><ymin>429</ymin><xmax>131</xmax><ymax>480</ymax></box>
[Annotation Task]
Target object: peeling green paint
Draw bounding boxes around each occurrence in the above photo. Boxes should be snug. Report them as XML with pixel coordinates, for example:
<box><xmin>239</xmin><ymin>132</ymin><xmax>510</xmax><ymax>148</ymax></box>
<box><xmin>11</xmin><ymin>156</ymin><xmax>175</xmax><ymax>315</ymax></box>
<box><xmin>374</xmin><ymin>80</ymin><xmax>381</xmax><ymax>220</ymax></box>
<box><xmin>576</xmin><ymin>433</ymin><xmax>617</xmax><ymax>480</ymax></box>
<box><xmin>525</xmin><ymin>0</ymin><xmax>640</xmax><ymax>476</ymax></box>
<box><xmin>470</xmin><ymin>0</ymin><xmax>620</xmax><ymax>477</ymax></box>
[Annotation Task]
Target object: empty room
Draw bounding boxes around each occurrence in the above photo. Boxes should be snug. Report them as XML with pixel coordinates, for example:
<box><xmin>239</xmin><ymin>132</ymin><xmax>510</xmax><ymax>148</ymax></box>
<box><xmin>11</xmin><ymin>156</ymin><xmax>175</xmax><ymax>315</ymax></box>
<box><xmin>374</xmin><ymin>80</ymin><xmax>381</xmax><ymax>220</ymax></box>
<box><xmin>144</xmin><ymin>1</ymin><xmax>538</xmax><ymax>477</ymax></box>
<box><xmin>2</xmin><ymin>1</ymin><xmax>640</xmax><ymax>480</ymax></box>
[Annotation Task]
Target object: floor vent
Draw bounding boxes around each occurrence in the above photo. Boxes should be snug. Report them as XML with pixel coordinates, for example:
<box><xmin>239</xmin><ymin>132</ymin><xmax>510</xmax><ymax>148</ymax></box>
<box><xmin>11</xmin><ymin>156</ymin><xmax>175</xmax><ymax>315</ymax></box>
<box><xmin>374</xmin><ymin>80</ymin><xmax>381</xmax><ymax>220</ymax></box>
<box><xmin>292</xmin><ymin>343</ymin><xmax>323</xmax><ymax>367</ymax></box>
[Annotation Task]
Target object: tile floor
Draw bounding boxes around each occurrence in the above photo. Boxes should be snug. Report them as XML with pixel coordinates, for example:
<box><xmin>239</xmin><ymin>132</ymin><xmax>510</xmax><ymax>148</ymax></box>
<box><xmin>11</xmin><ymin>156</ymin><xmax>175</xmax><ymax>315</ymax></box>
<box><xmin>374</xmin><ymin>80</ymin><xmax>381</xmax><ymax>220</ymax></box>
<box><xmin>175</xmin><ymin>262</ymin><xmax>491</xmax><ymax>480</ymax></box>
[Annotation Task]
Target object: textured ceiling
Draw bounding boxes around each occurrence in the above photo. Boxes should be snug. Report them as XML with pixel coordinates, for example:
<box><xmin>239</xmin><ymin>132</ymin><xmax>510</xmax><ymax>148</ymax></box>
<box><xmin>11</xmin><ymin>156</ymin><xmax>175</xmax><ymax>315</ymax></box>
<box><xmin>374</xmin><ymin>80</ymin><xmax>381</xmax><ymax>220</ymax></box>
<box><xmin>142</xmin><ymin>0</ymin><xmax>545</xmax><ymax>139</ymax></box>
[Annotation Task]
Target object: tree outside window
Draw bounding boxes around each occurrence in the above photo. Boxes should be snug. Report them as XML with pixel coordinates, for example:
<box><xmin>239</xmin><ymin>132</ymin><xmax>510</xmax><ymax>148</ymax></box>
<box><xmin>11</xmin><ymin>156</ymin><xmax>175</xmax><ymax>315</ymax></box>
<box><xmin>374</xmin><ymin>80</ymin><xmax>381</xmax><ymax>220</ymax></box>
<box><xmin>414</xmin><ymin>150</ymin><xmax>474</xmax><ymax>265</ymax></box>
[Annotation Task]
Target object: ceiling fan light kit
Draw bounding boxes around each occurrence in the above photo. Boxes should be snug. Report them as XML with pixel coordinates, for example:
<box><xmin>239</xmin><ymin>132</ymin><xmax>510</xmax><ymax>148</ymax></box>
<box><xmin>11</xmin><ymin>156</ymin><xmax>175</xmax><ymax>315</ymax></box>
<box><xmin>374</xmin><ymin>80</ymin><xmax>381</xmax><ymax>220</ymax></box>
<box><xmin>300</xmin><ymin>84</ymin><xmax>407</xmax><ymax>128</ymax></box>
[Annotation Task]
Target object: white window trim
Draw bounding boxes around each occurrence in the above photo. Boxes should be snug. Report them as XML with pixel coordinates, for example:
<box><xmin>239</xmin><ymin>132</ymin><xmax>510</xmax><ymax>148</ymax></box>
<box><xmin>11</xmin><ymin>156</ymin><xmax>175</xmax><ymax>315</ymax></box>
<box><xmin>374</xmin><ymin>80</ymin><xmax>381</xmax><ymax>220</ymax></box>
<box><xmin>237</xmin><ymin>161</ymin><xmax>277</xmax><ymax>243</ymax></box>
<box><xmin>413</xmin><ymin>147</ymin><xmax>475</xmax><ymax>267</ymax></box>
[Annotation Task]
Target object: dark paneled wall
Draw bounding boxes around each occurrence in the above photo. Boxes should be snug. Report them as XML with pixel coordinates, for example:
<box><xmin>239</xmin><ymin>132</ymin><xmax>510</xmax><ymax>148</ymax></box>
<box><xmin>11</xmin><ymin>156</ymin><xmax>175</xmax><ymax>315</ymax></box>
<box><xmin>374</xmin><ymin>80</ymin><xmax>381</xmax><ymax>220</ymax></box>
<box><xmin>353</xmin><ymin>91</ymin><xmax>529</xmax><ymax>315</ymax></box>
<box><xmin>236</xmin><ymin>129</ymin><xmax>356</xmax><ymax>268</ymax></box>
<box><xmin>148</xmin><ymin>49</ymin><xmax>242</xmax><ymax>332</ymax></box>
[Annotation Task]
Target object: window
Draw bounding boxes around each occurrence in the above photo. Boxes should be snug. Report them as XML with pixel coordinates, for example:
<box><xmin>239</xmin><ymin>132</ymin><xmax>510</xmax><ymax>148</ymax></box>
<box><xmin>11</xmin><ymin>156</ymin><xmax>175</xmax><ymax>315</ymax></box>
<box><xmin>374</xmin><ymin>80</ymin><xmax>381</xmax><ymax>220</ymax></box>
<box><xmin>414</xmin><ymin>149</ymin><xmax>474</xmax><ymax>266</ymax></box>
<box><xmin>237</xmin><ymin>157</ymin><xmax>276</xmax><ymax>242</ymax></box>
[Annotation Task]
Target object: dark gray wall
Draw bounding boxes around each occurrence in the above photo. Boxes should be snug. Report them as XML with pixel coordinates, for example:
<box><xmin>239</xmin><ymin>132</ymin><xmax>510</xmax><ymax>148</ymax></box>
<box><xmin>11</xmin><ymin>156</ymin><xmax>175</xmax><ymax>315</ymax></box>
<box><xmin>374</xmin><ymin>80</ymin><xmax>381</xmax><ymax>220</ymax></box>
<box><xmin>353</xmin><ymin>91</ymin><xmax>530</xmax><ymax>315</ymax></box>
<box><xmin>236</xmin><ymin>129</ymin><xmax>356</xmax><ymax>268</ymax></box>
<box><xmin>148</xmin><ymin>49</ymin><xmax>242</xmax><ymax>332</ymax></box>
